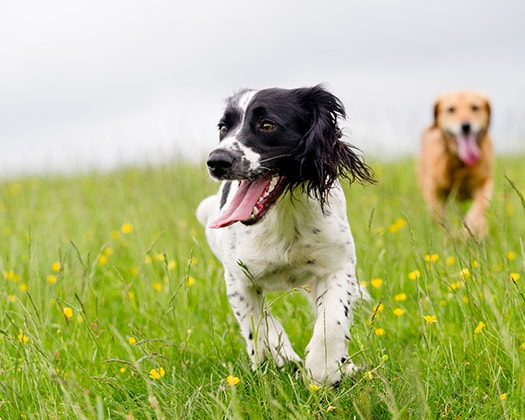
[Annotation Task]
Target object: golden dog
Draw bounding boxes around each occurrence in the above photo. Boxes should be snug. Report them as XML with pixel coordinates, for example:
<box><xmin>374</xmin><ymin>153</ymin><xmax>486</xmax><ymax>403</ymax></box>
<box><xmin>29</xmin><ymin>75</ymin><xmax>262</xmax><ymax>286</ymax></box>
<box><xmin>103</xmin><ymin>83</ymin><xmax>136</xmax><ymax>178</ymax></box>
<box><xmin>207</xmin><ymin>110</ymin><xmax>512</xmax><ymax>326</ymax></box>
<box><xmin>417</xmin><ymin>91</ymin><xmax>493</xmax><ymax>237</ymax></box>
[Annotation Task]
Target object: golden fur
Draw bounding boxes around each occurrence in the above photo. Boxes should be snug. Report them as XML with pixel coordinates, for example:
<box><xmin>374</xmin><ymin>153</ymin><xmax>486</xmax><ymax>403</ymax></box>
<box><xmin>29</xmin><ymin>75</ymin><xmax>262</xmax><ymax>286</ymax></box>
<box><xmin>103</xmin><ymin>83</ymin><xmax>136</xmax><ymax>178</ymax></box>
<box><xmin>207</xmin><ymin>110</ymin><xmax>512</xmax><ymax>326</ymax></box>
<box><xmin>417</xmin><ymin>91</ymin><xmax>493</xmax><ymax>237</ymax></box>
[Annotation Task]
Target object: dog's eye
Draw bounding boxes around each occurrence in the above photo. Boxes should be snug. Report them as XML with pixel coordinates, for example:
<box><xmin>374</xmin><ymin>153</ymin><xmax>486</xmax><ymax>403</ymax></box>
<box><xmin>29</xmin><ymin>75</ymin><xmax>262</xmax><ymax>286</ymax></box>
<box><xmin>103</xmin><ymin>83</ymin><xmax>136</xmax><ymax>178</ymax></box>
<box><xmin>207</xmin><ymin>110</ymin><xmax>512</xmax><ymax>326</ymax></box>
<box><xmin>446</xmin><ymin>106</ymin><xmax>455</xmax><ymax>114</ymax></box>
<box><xmin>259</xmin><ymin>121</ymin><xmax>276</xmax><ymax>132</ymax></box>
<box><xmin>218</xmin><ymin>123</ymin><xmax>228</xmax><ymax>136</ymax></box>
<box><xmin>471</xmin><ymin>105</ymin><xmax>480</xmax><ymax>112</ymax></box>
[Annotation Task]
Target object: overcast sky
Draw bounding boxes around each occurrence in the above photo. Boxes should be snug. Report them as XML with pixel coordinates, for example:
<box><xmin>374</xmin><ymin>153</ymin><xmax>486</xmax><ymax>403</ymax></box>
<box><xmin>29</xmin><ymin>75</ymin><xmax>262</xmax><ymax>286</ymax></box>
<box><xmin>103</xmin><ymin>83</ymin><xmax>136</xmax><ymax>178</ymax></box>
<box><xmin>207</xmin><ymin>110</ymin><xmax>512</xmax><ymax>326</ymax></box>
<box><xmin>1</xmin><ymin>0</ymin><xmax>524</xmax><ymax>176</ymax></box>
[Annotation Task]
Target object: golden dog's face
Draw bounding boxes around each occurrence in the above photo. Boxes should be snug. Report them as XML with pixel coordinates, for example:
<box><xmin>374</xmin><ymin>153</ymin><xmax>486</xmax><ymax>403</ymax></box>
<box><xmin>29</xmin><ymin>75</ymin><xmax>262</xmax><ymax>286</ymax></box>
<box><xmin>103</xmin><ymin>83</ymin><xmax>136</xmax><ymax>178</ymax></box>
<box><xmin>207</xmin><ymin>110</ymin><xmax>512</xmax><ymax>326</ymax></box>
<box><xmin>434</xmin><ymin>91</ymin><xmax>491</xmax><ymax>166</ymax></box>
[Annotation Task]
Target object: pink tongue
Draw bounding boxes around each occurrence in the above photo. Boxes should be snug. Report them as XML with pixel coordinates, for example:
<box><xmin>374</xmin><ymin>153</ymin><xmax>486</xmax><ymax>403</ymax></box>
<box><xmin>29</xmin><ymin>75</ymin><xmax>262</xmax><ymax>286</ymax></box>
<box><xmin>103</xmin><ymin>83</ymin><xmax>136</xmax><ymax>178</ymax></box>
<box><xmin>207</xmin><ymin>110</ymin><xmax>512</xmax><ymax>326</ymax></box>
<box><xmin>457</xmin><ymin>134</ymin><xmax>481</xmax><ymax>166</ymax></box>
<box><xmin>209</xmin><ymin>178</ymin><xmax>271</xmax><ymax>228</ymax></box>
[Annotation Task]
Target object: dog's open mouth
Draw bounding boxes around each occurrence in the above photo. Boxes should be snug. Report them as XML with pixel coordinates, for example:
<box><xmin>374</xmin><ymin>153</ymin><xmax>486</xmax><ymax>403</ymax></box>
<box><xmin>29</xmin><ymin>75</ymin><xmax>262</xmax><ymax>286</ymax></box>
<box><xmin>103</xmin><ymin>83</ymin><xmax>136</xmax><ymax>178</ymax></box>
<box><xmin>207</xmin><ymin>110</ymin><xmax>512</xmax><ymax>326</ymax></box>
<box><xmin>455</xmin><ymin>133</ymin><xmax>481</xmax><ymax>166</ymax></box>
<box><xmin>209</xmin><ymin>176</ymin><xmax>286</xmax><ymax>228</ymax></box>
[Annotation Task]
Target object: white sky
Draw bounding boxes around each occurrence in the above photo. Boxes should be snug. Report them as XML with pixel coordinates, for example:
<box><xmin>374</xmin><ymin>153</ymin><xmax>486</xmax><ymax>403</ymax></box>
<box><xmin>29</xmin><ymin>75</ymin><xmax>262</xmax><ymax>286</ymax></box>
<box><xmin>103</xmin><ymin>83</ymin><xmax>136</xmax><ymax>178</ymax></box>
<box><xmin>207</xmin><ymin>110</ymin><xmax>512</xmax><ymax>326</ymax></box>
<box><xmin>1</xmin><ymin>0</ymin><xmax>524</xmax><ymax>175</ymax></box>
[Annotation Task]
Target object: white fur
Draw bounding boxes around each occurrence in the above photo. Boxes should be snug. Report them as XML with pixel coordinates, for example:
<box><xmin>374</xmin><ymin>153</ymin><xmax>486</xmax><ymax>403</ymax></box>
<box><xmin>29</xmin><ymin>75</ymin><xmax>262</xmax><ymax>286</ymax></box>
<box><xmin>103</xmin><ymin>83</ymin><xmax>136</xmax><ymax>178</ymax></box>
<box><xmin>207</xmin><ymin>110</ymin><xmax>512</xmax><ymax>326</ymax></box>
<box><xmin>197</xmin><ymin>181</ymin><xmax>368</xmax><ymax>385</ymax></box>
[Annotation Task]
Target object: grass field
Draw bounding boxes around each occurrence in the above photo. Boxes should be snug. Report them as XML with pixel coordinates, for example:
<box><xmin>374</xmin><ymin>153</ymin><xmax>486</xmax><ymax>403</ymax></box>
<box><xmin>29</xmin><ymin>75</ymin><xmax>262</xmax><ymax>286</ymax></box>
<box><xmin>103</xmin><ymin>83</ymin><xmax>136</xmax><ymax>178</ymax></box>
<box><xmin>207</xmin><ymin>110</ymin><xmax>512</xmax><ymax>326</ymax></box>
<box><xmin>1</xmin><ymin>156</ymin><xmax>524</xmax><ymax>419</ymax></box>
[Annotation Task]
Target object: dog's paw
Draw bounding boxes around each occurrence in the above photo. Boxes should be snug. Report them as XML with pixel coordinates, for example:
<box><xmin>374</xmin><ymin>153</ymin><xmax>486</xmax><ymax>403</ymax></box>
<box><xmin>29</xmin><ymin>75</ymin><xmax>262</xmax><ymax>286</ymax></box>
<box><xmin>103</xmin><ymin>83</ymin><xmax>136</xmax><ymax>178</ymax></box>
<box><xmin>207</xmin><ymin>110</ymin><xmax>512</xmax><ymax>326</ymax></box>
<box><xmin>304</xmin><ymin>350</ymin><xmax>361</xmax><ymax>386</ymax></box>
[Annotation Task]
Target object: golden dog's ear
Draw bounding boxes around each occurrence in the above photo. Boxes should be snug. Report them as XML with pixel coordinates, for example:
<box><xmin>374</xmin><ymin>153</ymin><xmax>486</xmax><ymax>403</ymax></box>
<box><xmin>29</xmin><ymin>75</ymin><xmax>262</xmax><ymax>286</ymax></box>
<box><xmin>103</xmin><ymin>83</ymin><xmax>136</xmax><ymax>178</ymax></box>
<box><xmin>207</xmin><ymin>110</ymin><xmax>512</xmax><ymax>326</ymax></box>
<box><xmin>482</xmin><ymin>95</ymin><xmax>491</xmax><ymax>127</ymax></box>
<box><xmin>432</xmin><ymin>97</ymin><xmax>441</xmax><ymax>127</ymax></box>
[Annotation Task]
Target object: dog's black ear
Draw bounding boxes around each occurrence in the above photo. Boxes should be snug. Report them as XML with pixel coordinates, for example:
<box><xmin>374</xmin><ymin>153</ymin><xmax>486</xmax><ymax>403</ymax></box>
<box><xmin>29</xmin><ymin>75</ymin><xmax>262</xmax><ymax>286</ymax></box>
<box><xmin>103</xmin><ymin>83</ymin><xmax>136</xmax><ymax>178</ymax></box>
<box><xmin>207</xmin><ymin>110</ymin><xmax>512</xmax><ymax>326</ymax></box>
<box><xmin>292</xmin><ymin>85</ymin><xmax>375</xmax><ymax>205</ymax></box>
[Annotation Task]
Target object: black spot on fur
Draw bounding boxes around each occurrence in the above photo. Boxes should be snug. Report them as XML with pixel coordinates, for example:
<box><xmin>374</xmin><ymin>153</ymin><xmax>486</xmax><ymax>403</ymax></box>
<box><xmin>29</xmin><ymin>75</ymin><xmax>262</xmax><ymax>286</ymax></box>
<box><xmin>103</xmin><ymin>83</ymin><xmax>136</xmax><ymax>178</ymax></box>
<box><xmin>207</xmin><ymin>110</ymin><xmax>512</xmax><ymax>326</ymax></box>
<box><xmin>220</xmin><ymin>182</ymin><xmax>232</xmax><ymax>209</ymax></box>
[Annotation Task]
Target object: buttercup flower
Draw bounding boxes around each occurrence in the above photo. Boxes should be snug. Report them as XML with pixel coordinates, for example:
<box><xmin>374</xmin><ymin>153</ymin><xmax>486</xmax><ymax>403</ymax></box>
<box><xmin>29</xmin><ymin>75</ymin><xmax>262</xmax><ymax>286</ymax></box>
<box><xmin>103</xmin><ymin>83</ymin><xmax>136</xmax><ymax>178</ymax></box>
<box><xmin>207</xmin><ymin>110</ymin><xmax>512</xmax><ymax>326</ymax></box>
<box><xmin>389</xmin><ymin>218</ymin><xmax>406</xmax><ymax>233</ymax></box>
<box><xmin>149</xmin><ymin>367</ymin><xmax>166</xmax><ymax>380</ymax></box>
<box><xmin>423</xmin><ymin>315</ymin><xmax>437</xmax><ymax>324</ymax></box>
<box><xmin>371</xmin><ymin>278</ymin><xmax>383</xmax><ymax>288</ymax></box>
<box><xmin>474</xmin><ymin>321</ymin><xmax>485</xmax><ymax>334</ymax></box>
<box><xmin>393</xmin><ymin>308</ymin><xmax>405</xmax><ymax>316</ymax></box>
<box><xmin>506</xmin><ymin>251</ymin><xmax>516</xmax><ymax>260</ymax></box>
<box><xmin>227</xmin><ymin>375</ymin><xmax>240</xmax><ymax>386</ymax></box>
<box><xmin>424</xmin><ymin>254</ymin><xmax>439</xmax><ymax>263</ymax></box>
<box><xmin>51</xmin><ymin>262</ymin><xmax>61</xmax><ymax>272</ymax></box>
<box><xmin>374</xmin><ymin>327</ymin><xmax>386</xmax><ymax>336</ymax></box>
<box><xmin>121</xmin><ymin>223</ymin><xmax>133</xmax><ymax>234</ymax></box>
<box><xmin>63</xmin><ymin>307</ymin><xmax>74</xmax><ymax>319</ymax></box>
<box><xmin>408</xmin><ymin>270</ymin><xmax>421</xmax><ymax>280</ymax></box>
<box><xmin>446</xmin><ymin>256</ymin><xmax>456</xmax><ymax>265</ymax></box>
<box><xmin>394</xmin><ymin>293</ymin><xmax>407</xmax><ymax>302</ymax></box>
<box><xmin>18</xmin><ymin>333</ymin><xmax>29</xmax><ymax>344</ymax></box>
<box><xmin>510</xmin><ymin>272</ymin><xmax>520</xmax><ymax>281</ymax></box>
<box><xmin>308</xmin><ymin>383</ymin><xmax>320</xmax><ymax>392</ymax></box>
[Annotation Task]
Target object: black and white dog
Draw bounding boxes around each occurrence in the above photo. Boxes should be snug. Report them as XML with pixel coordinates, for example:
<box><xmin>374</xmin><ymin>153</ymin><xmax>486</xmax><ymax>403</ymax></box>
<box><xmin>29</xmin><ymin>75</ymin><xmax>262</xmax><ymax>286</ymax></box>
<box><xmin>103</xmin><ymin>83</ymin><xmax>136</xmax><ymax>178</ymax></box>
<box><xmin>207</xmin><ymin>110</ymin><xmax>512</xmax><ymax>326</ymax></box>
<box><xmin>197</xmin><ymin>85</ymin><xmax>375</xmax><ymax>385</ymax></box>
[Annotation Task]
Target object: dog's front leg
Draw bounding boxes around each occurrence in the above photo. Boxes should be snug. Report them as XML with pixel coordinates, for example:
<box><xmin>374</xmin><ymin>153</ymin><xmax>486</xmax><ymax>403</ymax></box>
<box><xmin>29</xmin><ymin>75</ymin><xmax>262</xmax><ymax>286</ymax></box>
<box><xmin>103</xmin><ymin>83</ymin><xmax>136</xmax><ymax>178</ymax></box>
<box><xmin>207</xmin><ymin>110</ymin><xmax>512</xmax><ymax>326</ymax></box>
<box><xmin>224</xmin><ymin>271</ymin><xmax>300</xmax><ymax>369</ymax></box>
<box><xmin>305</xmin><ymin>271</ymin><xmax>360</xmax><ymax>385</ymax></box>
<box><xmin>464</xmin><ymin>178</ymin><xmax>493</xmax><ymax>237</ymax></box>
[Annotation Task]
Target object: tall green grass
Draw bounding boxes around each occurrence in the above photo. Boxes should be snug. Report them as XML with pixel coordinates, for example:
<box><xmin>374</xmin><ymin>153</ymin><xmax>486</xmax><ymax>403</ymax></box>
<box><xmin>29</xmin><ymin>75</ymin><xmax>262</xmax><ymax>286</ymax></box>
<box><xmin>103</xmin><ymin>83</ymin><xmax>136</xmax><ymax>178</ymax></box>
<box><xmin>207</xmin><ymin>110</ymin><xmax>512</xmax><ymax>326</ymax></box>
<box><xmin>0</xmin><ymin>157</ymin><xmax>524</xmax><ymax>419</ymax></box>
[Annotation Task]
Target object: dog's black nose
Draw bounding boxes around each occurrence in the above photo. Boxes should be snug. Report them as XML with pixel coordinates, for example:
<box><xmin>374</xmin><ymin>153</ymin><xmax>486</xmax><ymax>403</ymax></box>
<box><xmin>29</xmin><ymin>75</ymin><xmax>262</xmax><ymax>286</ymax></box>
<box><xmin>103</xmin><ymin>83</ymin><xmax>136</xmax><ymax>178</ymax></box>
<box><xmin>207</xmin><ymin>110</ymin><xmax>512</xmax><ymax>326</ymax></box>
<box><xmin>207</xmin><ymin>149</ymin><xmax>235</xmax><ymax>178</ymax></box>
<box><xmin>461</xmin><ymin>122</ymin><xmax>471</xmax><ymax>134</ymax></box>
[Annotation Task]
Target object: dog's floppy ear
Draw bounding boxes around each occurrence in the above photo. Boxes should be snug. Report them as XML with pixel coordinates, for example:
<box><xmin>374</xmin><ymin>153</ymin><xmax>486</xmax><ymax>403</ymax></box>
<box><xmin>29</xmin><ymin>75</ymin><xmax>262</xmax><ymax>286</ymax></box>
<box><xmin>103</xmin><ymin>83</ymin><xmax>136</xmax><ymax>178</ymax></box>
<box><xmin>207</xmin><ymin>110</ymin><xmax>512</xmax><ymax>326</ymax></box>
<box><xmin>432</xmin><ymin>96</ymin><xmax>442</xmax><ymax>127</ymax></box>
<box><xmin>482</xmin><ymin>95</ymin><xmax>491</xmax><ymax>127</ymax></box>
<box><xmin>293</xmin><ymin>85</ymin><xmax>375</xmax><ymax>205</ymax></box>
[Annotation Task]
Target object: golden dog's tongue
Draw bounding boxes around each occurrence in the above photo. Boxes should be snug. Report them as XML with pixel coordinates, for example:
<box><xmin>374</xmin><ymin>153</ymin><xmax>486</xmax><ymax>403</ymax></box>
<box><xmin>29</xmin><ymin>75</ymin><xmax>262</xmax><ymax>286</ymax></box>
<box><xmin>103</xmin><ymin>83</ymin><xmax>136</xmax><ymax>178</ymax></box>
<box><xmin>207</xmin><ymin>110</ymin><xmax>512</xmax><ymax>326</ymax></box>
<box><xmin>457</xmin><ymin>134</ymin><xmax>481</xmax><ymax>166</ymax></box>
<box><xmin>209</xmin><ymin>178</ymin><xmax>272</xmax><ymax>228</ymax></box>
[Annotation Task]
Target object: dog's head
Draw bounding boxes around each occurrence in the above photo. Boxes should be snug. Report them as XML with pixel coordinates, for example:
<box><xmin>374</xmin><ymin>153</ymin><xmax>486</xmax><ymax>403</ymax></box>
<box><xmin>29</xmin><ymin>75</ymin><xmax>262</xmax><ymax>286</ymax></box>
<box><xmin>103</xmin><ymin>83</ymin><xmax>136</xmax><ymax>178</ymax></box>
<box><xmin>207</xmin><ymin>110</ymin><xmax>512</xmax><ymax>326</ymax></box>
<box><xmin>433</xmin><ymin>91</ymin><xmax>491</xmax><ymax>166</ymax></box>
<box><xmin>206</xmin><ymin>85</ymin><xmax>375</xmax><ymax>228</ymax></box>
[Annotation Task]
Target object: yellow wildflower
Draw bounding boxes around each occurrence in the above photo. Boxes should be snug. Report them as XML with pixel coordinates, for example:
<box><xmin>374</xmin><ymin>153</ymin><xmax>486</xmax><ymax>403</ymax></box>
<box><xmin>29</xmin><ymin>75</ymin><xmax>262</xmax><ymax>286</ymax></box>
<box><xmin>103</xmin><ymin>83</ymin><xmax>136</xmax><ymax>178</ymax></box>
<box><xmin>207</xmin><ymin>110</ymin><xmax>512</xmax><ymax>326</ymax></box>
<box><xmin>227</xmin><ymin>375</ymin><xmax>240</xmax><ymax>386</ymax></box>
<box><xmin>474</xmin><ymin>321</ymin><xmax>485</xmax><ymax>334</ymax></box>
<box><xmin>408</xmin><ymin>270</ymin><xmax>421</xmax><ymax>280</ymax></box>
<box><xmin>471</xmin><ymin>260</ymin><xmax>479</xmax><ymax>268</ymax></box>
<box><xmin>370</xmin><ymin>278</ymin><xmax>383</xmax><ymax>288</ymax></box>
<box><xmin>98</xmin><ymin>255</ymin><xmax>108</xmax><ymax>265</ymax></box>
<box><xmin>167</xmin><ymin>260</ymin><xmax>176</xmax><ymax>270</ymax></box>
<box><xmin>149</xmin><ymin>367</ymin><xmax>166</xmax><ymax>380</ymax></box>
<box><xmin>187</xmin><ymin>276</ymin><xmax>195</xmax><ymax>287</ymax></box>
<box><xmin>63</xmin><ymin>307</ymin><xmax>74</xmax><ymax>319</ymax></box>
<box><xmin>51</xmin><ymin>262</ymin><xmax>61</xmax><ymax>272</ymax></box>
<box><xmin>424</xmin><ymin>254</ymin><xmax>439</xmax><ymax>263</ymax></box>
<box><xmin>446</xmin><ymin>256</ymin><xmax>456</xmax><ymax>265</ymax></box>
<box><xmin>423</xmin><ymin>315</ymin><xmax>437</xmax><ymax>324</ymax></box>
<box><xmin>510</xmin><ymin>272</ymin><xmax>520</xmax><ymax>281</ymax></box>
<box><xmin>389</xmin><ymin>218</ymin><xmax>406</xmax><ymax>233</ymax></box>
<box><xmin>8</xmin><ymin>295</ymin><xmax>17</xmax><ymax>303</ymax></box>
<box><xmin>506</xmin><ymin>251</ymin><xmax>516</xmax><ymax>260</ymax></box>
<box><xmin>374</xmin><ymin>327</ymin><xmax>386</xmax><ymax>336</ymax></box>
<box><xmin>308</xmin><ymin>383</ymin><xmax>320</xmax><ymax>392</ymax></box>
<box><xmin>448</xmin><ymin>281</ymin><xmax>462</xmax><ymax>291</ymax></box>
<box><xmin>373</xmin><ymin>303</ymin><xmax>384</xmax><ymax>313</ymax></box>
<box><xmin>128</xmin><ymin>337</ymin><xmax>137</xmax><ymax>345</ymax></box>
<box><xmin>500</xmin><ymin>393</ymin><xmax>507</xmax><ymax>400</ymax></box>
<box><xmin>394</xmin><ymin>293</ymin><xmax>407</xmax><ymax>302</ymax></box>
<box><xmin>393</xmin><ymin>308</ymin><xmax>405</xmax><ymax>316</ymax></box>
<box><xmin>153</xmin><ymin>282</ymin><xmax>163</xmax><ymax>292</ymax></box>
<box><xmin>47</xmin><ymin>275</ymin><xmax>57</xmax><ymax>284</ymax></box>
<box><xmin>19</xmin><ymin>283</ymin><xmax>28</xmax><ymax>292</ymax></box>
<box><xmin>121</xmin><ymin>223</ymin><xmax>133</xmax><ymax>234</ymax></box>
<box><xmin>459</xmin><ymin>268</ymin><xmax>470</xmax><ymax>279</ymax></box>
<box><xmin>17</xmin><ymin>333</ymin><xmax>29</xmax><ymax>344</ymax></box>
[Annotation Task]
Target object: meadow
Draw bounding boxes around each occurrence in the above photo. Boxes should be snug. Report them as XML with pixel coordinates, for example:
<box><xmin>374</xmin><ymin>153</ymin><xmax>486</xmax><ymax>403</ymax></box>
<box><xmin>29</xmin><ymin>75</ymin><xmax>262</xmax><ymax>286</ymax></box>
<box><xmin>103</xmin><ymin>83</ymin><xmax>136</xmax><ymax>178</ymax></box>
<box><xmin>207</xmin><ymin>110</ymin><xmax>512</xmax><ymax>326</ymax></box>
<box><xmin>0</xmin><ymin>156</ymin><xmax>524</xmax><ymax>419</ymax></box>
